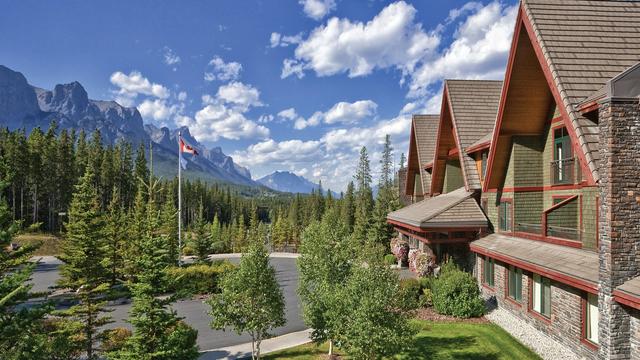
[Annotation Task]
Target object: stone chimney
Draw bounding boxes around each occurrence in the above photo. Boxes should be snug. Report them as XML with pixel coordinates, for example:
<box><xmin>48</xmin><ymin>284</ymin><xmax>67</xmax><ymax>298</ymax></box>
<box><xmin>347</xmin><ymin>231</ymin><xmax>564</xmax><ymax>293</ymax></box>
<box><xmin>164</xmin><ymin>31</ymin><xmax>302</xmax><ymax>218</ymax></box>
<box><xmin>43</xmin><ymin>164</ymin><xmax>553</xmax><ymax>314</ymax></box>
<box><xmin>598</xmin><ymin>62</ymin><xmax>640</xmax><ymax>358</ymax></box>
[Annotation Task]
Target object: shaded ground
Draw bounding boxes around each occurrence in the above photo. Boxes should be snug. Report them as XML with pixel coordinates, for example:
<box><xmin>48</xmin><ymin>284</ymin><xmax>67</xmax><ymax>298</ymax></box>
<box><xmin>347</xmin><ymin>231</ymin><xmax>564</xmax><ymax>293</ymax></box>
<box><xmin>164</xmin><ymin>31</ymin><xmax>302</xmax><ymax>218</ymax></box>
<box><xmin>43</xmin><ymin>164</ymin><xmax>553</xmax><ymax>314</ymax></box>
<box><xmin>264</xmin><ymin>320</ymin><xmax>541</xmax><ymax>360</ymax></box>
<box><xmin>29</xmin><ymin>255</ymin><xmax>305</xmax><ymax>351</ymax></box>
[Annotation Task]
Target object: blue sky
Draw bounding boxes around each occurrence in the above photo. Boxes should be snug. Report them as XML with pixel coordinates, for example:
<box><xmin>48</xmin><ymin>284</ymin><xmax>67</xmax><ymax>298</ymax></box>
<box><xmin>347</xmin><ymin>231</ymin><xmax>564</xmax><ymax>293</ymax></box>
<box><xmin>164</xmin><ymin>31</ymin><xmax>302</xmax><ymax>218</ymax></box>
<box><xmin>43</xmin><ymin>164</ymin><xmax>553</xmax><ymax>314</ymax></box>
<box><xmin>0</xmin><ymin>0</ymin><xmax>518</xmax><ymax>191</ymax></box>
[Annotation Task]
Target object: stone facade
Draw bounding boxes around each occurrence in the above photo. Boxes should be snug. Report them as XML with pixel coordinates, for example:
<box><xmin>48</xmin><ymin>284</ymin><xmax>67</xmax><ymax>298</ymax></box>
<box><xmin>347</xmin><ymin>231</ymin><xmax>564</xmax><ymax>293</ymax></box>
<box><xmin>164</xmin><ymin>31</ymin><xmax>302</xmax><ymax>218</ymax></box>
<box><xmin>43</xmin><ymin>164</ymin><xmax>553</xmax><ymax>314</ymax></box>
<box><xmin>598</xmin><ymin>97</ymin><xmax>640</xmax><ymax>359</ymax></box>
<box><xmin>477</xmin><ymin>255</ymin><xmax>598</xmax><ymax>359</ymax></box>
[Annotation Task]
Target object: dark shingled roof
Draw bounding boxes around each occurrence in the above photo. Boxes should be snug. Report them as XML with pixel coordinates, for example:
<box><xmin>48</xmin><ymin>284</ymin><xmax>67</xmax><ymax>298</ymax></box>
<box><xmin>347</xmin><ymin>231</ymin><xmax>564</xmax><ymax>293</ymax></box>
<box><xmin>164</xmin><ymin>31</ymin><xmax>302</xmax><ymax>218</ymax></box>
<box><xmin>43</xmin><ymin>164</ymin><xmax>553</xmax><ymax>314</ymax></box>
<box><xmin>445</xmin><ymin>80</ymin><xmax>502</xmax><ymax>190</ymax></box>
<box><xmin>412</xmin><ymin>115</ymin><xmax>439</xmax><ymax>194</ymax></box>
<box><xmin>387</xmin><ymin>187</ymin><xmax>487</xmax><ymax>229</ymax></box>
<box><xmin>471</xmin><ymin>233</ymin><xmax>598</xmax><ymax>286</ymax></box>
<box><xmin>522</xmin><ymin>0</ymin><xmax>640</xmax><ymax>182</ymax></box>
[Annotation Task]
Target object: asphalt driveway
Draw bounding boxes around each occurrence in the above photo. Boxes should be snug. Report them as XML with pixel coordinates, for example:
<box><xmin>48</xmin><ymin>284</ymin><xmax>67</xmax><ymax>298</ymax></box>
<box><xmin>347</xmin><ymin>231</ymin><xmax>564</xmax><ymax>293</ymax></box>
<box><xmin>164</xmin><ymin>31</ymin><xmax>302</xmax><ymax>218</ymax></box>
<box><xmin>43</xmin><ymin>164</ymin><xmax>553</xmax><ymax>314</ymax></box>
<box><xmin>29</xmin><ymin>255</ymin><xmax>305</xmax><ymax>351</ymax></box>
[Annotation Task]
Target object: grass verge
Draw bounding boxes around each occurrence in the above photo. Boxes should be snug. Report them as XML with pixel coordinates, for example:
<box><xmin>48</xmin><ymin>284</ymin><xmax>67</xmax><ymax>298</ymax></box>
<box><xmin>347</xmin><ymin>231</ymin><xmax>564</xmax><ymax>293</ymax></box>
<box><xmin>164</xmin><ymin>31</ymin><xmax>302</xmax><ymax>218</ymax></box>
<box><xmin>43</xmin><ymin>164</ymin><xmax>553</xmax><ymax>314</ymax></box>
<box><xmin>264</xmin><ymin>320</ymin><xmax>541</xmax><ymax>360</ymax></box>
<box><xmin>15</xmin><ymin>233</ymin><xmax>62</xmax><ymax>256</ymax></box>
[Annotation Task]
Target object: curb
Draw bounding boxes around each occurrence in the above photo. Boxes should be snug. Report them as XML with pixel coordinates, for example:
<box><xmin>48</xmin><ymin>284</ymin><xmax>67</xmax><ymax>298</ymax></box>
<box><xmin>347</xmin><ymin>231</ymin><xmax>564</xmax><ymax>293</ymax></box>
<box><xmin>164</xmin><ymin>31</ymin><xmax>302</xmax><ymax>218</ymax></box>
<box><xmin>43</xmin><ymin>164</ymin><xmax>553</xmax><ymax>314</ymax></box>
<box><xmin>199</xmin><ymin>329</ymin><xmax>312</xmax><ymax>359</ymax></box>
<box><xmin>206</xmin><ymin>252</ymin><xmax>300</xmax><ymax>259</ymax></box>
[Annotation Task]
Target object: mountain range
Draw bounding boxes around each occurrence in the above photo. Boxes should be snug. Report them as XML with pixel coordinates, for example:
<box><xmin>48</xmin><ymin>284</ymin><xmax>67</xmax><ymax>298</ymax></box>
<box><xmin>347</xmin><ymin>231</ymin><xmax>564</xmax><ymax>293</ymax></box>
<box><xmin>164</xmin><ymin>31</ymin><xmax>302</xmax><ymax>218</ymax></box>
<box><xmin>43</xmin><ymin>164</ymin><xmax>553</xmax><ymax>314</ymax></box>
<box><xmin>257</xmin><ymin>171</ymin><xmax>338</xmax><ymax>196</ymax></box>
<box><xmin>0</xmin><ymin>64</ymin><xmax>256</xmax><ymax>186</ymax></box>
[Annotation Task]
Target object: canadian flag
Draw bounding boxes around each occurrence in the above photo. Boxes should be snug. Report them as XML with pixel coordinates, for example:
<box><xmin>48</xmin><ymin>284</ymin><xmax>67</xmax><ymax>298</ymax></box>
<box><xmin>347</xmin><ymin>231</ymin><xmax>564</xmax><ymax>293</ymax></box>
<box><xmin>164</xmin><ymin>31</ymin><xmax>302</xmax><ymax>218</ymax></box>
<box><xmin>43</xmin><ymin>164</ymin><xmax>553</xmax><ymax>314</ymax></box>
<box><xmin>179</xmin><ymin>137</ymin><xmax>198</xmax><ymax>170</ymax></box>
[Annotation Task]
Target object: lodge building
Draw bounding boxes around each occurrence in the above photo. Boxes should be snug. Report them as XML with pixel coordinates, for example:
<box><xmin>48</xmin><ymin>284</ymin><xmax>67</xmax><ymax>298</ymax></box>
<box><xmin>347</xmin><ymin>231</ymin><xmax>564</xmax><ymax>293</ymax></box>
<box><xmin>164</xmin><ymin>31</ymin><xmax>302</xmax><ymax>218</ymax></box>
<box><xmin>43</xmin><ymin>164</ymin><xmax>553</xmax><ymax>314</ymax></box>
<box><xmin>388</xmin><ymin>0</ymin><xmax>640</xmax><ymax>358</ymax></box>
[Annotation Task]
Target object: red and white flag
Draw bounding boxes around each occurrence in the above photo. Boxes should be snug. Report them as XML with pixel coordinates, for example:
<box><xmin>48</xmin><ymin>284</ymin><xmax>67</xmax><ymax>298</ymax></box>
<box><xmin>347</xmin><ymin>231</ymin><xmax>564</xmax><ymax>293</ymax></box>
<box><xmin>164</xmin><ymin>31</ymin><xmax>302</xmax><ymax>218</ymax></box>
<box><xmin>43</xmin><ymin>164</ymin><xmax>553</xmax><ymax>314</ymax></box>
<box><xmin>179</xmin><ymin>137</ymin><xmax>199</xmax><ymax>170</ymax></box>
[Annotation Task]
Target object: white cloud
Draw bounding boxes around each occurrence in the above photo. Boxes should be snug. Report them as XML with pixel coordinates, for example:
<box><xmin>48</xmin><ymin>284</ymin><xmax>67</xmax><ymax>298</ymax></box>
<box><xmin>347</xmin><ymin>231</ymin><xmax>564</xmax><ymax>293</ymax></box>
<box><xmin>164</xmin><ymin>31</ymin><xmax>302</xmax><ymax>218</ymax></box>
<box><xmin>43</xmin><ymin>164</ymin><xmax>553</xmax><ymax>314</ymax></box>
<box><xmin>277</xmin><ymin>108</ymin><xmax>298</xmax><ymax>120</ymax></box>
<box><xmin>293</xmin><ymin>112</ymin><xmax>322</xmax><ymax>130</ymax></box>
<box><xmin>258</xmin><ymin>114</ymin><xmax>274</xmax><ymax>123</ymax></box>
<box><xmin>232</xmin><ymin>138</ymin><xmax>322</xmax><ymax>166</ymax></box>
<box><xmin>138</xmin><ymin>99</ymin><xmax>180</xmax><ymax>125</ymax></box>
<box><xmin>216</xmin><ymin>81</ymin><xmax>262</xmax><ymax>110</ymax></box>
<box><xmin>281</xmin><ymin>59</ymin><xmax>305</xmax><ymax>79</ymax></box>
<box><xmin>182</xmin><ymin>103</ymin><xmax>270</xmax><ymax>141</ymax></box>
<box><xmin>408</xmin><ymin>1</ymin><xmax>516</xmax><ymax>97</ymax></box>
<box><xmin>321</xmin><ymin>114</ymin><xmax>410</xmax><ymax>151</ymax></box>
<box><xmin>204</xmin><ymin>56</ymin><xmax>243</xmax><ymax>82</ymax></box>
<box><xmin>294</xmin><ymin>168</ymin><xmax>309</xmax><ymax>177</ymax></box>
<box><xmin>323</xmin><ymin>100</ymin><xmax>377</xmax><ymax>125</ymax></box>
<box><xmin>299</xmin><ymin>0</ymin><xmax>336</xmax><ymax>20</ymax></box>
<box><xmin>110</xmin><ymin>71</ymin><xmax>170</xmax><ymax>106</ymax></box>
<box><xmin>177</xmin><ymin>91</ymin><xmax>187</xmax><ymax>101</ymax></box>
<box><xmin>270</xmin><ymin>32</ymin><xmax>303</xmax><ymax>47</ymax></box>
<box><xmin>163</xmin><ymin>47</ymin><xmax>181</xmax><ymax>69</ymax></box>
<box><xmin>283</xmin><ymin>1</ymin><xmax>439</xmax><ymax>79</ymax></box>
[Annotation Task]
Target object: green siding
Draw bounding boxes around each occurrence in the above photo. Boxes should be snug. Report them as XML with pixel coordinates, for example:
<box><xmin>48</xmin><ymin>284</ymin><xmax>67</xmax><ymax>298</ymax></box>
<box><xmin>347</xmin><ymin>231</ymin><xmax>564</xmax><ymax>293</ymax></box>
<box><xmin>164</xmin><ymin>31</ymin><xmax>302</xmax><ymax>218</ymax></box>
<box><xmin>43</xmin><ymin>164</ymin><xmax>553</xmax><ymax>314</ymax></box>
<box><xmin>443</xmin><ymin>159</ymin><xmax>464</xmax><ymax>193</ymax></box>
<box><xmin>513</xmin><ymin>136</ymin><xmax>544</xmax><ymax>187</ymax></box>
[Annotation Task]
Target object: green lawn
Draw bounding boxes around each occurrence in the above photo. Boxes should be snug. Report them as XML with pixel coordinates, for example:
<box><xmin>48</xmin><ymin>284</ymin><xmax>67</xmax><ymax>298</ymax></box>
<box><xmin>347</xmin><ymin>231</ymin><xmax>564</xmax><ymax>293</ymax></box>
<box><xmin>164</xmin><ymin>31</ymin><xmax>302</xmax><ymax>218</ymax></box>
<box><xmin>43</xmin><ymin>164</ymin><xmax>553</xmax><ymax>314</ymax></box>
<box><xmin>265</xmin><ymin>320</ymin><xmax>541</xmax><ymax>360</ymax></box>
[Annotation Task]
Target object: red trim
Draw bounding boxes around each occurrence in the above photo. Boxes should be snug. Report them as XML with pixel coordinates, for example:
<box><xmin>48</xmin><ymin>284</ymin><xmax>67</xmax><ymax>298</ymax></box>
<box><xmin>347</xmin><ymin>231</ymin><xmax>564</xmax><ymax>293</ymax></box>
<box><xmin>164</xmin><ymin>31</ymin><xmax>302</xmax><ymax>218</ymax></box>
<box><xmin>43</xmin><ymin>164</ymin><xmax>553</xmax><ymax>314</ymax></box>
<box><xmin>519</xmin><ymin>10</ymin><xmax>595</xmax><ymax>186</ymax></box>
<box><xmin>511</xmin><ymin>231</ymin><xmax>582</xmax><ymax>248</ymax></box>
<box><xmin>549</xmin><ymin>116</ymin><xmax>564</xmax><ymax>125</ymax></box>
<box><xmin>483</xmin><ymin>5</ymin><xmax>596</xmax><ymax>193</ymax></box>
<box><xmin>578</xmin><ymin>101</ymin><xmax>601</xmax><ymax>115</ymax></box>
<box><xmin>387</xmin><ymin>219</ymin><xmax>423</xmax><ymax>232</ymax></box>
<box><xmin>613</xmin><ymin>290</ymin><xmax>640</xmax><ymax>310</ymax></box>
<box><xmin>497</xmin><ymin>198</ymin><xmax>514</xmax><ymax>234</ymax></box>
<box><xmin>424</xmin><ymin>161</ymin><xmax>433</xmax><ymax>170</ymax></box>
<box><xmin>466</xmin><ymin>141</ymin><xmax>490</xmax><ymax>154</ymax></box>
<box><xmin>529</xmin><ymin>306</ymin><xmax>552</xmax><ymax>325</ymax></box>
<box><xmin>430</xmin><ymin>87</ymin><xmax>448</xmax><ymax>196</ymax></box>
<box><xmin>394</xmin><ymin>227</ymin><xmax>478</xmax><ymax>245</ymax></box>
<box><xmin>504</xmin><ymin>265</ymin><xmax>523</xmax><ymax>307</ymax></box>
<box><xmin>470</xmin><ymin>244</ymin><xmax>597</xmax><ymax>294</ymax></box>
<box><xmin>404</xmin><ymin>119</ymin><xmax>418</xmax><ymax>196</ymax></box>
<box><xmin>484</xmin><ymin>183</ymin><xmax>591</xmax><ymax>193</ymax></box>
<box><xmin>448</xmin><ymin>147</ymin><xmax>459</xmax><ymax>156</ymax></box>
<box><xmin>544</xmin><ymin>195</ymin><xmax>578</xmax><ymax>214</ymax></box>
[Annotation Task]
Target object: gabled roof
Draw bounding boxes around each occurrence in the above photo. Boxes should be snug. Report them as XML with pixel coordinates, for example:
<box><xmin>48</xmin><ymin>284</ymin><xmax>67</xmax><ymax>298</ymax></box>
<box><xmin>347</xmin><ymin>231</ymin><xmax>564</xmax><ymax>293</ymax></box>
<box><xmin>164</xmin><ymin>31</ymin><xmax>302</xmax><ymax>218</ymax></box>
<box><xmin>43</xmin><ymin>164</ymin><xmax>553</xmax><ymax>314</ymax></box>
<box><xmin>431</xmin><ymin>80</ymin><xmax>502</xmax><ymax>192</ymax></box>
<box><xmin>405</xmin><ymin>114</ymin><xmax>439</xmax><ymax>196</ymax></box>
<box><xmin>522</xmin><ymin>0</ymin><xmax>640</xmax><ymax>183</ymax></box>
<box><xmin>387</xmin><ymin>187</ymin><xmax>488</xmax><ymax>229</ymax></box>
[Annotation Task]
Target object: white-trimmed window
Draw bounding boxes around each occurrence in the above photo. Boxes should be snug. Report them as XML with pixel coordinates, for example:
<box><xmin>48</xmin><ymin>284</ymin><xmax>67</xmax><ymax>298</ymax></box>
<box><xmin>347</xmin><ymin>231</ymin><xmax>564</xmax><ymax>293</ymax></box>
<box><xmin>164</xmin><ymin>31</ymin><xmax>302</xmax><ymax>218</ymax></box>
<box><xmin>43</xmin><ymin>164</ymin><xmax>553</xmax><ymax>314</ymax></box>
<box><xmin>585</xmin><ymin>293</ymin><xmax>599</xmax><ymax>344</ymax></box>
<box><xmin>532</xmin><ymin>274</ymin><xmax>551</xmax><ymax>317</ymax></box>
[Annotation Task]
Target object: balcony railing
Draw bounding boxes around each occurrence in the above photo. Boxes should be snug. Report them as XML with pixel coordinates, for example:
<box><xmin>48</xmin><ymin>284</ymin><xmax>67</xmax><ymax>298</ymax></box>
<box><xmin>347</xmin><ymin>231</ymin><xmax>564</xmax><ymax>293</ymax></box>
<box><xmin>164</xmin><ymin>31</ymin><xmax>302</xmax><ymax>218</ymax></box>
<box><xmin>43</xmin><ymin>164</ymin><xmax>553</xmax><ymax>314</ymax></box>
<box><xmin>547</xmin><ymin>225</ymin><xmax>580</xmax><ymax>241</ymax></box>
<box><xmin>515</xmin><ymin>222</ymin><xmax>542</xmax><ymax>235</ymax></box>
<box><xmin>550</xmin><ymin>157</ymin><xmax>576</xmax><ymax>185</ymax></box>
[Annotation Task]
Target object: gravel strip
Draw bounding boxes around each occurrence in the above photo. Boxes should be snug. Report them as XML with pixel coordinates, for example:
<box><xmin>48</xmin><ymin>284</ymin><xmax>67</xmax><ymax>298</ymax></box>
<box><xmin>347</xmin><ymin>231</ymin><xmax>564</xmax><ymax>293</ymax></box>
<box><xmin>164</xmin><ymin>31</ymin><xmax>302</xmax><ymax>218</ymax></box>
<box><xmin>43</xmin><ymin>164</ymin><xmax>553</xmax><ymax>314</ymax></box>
<box><xmin>486</xmin><ymin>307</ymin><xmax>581</xmax><ymax>360</ymax></box>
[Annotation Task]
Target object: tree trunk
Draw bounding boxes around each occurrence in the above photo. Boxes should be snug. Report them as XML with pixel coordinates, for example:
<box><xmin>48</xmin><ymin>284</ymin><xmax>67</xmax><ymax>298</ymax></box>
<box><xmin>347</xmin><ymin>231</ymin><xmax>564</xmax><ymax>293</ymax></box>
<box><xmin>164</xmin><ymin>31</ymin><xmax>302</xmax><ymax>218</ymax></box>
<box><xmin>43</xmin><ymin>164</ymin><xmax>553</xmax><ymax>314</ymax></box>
<box><xmin>256</xmin><ymin>334</ymin><xmax>262</xmax><ymax>360</ymax></box>
<box><xmin>251</xmin><ymin>334</ymin><xmax>256</xmax><ymax>360</ymax></box>
<box><xmin>329</xmin><ymin>339</ymin><xmax>333</xmax><ymax>356</ymax></box>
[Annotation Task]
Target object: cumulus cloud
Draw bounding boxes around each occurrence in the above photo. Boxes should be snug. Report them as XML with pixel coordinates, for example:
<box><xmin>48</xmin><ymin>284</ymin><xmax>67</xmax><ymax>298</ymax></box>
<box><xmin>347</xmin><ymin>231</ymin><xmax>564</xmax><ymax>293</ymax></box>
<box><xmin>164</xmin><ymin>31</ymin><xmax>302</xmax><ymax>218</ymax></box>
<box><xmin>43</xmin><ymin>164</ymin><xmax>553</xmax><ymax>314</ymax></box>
<box><xmin>110</xmin><ymin>71</ymin><xmax>170</xmax><ymax>106</ymax></box>
<box><xmin>277</xmin><ymin>108</ymin><xmax>298</xmax><ymax>120</ymax></box>
<box><xmin>232</xmin><ymin>138</ymin><xmax>323</xmax><ymax>167</ymax></box>
<box><xmin>299</xmin><ymin>0</ymin><xmax>336</xmax><ymax>20</ymax></box>
<box><xmin>278</xmin><ymin>100</ymin><xmax>377</xmax><ymax>130</ymax></box>
<box><xmin>282</xmin><ymin>1</ymin><xmax>439</xmax><ymax>79</ymax></box>
<box><xmin>138</xmin><ymin>99</ymin><xmax>181</xmax><ymax>125</ymax></box>
<box><xmin>408</xmin><ymin>1</ymin><xmax>517</xmax><ymax>97</ymax></box>
<box><xmin>258</xmin><ymin>114</ymin><xmax>274</xmax><ymax>123</ymax></box>
<box><xmin>204</xmin><ymin>56</ymin><xmax>243</xmax><ymax>82</ymax></box>
<box><xmin>270</xmin><ymin>32</ymin><xmax>303</xmax><ymax>48</ymax></box>
<box><xmin>281</xmin><ymin>59</ymin><xmax>305</xmax><ymax>79</ymax></box>
<box><xmin>216</xmin><ymin>81</ymin><xmax>263</xmax><ymax>110</ymax></box>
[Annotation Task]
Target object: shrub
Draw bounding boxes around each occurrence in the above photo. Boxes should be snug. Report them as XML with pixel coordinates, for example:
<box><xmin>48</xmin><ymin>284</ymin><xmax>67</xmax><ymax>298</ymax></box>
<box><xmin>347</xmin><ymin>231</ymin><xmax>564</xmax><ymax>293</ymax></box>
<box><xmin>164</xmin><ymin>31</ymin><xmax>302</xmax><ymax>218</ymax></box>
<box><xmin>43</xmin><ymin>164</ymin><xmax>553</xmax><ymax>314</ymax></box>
<box><xmin>399</xmin><ymin>278</ymin><xmax>422</xmax><ymax>302</ymax></box>
<box><xmin>182</xmin><ymin>246</ymin><xmax>194</xmax><ymax>256</ymax></box>
<box><xmin>419</xmin><ymin>276</ymin><xmax>434</xmax><ymax>291</ymax></box>
<box><xmin>102</xmin><ymin>327</ymin><xmax>132</xmax><ymax>352</ymax></box>
<box><xmin>166</xmin><ymin>260</ymin><xmax>235</xmax><ymax>295</ymax></box>
<box><xmin>431</xmin><ymin>265</ymin><xmax>485</xmax><ymax>318</ymax></box>
<box><xmin>419</xmin><ymin>288</ymin><xmax>433</xmax><ymax>308</ymax></box>
<box><xmin>384</xmin><ymin>253</ymin><xmax>397</xmax><ymax>266</ymax></box>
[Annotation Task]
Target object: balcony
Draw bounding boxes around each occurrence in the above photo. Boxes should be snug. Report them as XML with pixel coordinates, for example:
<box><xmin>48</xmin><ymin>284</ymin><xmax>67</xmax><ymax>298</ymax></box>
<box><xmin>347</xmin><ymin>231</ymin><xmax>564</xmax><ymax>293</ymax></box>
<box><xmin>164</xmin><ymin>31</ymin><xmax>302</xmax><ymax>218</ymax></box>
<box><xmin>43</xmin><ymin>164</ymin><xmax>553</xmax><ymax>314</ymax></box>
<box><xmin>515</xmin><ymin>222</ymin><xmax>542</xmax><ymax>235</ymax></box>
<box><xmin>550</xmin><ymin>157</ymin><xmax>581</xmax><ymax>185</ymax></box>
<box><xmin>547</xmin><ymin>225</ymin><xmax>580</xmax><ymax>241</ymax></box>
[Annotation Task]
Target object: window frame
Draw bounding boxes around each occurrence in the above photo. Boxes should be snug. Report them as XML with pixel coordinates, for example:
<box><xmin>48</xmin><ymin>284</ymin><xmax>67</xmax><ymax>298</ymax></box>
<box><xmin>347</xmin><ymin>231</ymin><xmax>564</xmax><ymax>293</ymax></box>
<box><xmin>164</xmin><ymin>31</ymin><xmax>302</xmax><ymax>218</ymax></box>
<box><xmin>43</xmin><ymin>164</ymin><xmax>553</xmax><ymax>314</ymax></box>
<box><xmin>507</xmin><ymin>265</ymin><xmax>523</xmax><ymax>302</ymax></box>
<box><xmin>530</xmin><ymin>273</ymin><xmax>551</xmax><ymax>319</ymax></box>
<box><xmin>482</xmin><ymin>256</ymin><xmax>495</xmax><ymax>288</ymax></box>
<box><xmin>582</xmin><ymin>292</ymin><xmax>599</xmax><ymax>348</ymax></box>
<box><xmin>498</xmin><ymin>198</ymin><xmax>513</xmax><ymax>233</ymax></box>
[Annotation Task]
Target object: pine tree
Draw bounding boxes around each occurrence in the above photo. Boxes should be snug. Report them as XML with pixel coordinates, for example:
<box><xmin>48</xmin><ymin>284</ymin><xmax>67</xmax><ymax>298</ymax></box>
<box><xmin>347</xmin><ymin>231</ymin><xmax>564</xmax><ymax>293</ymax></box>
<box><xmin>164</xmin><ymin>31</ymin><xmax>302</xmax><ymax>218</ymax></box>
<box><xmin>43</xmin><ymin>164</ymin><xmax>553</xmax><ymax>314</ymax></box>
<box><xmin>192</xmin><ymin>202</ymin><xmax>211</xmax><ymax>263</ymax></box>
<box><xmin>342</xmin><ymin>181</ymin><xmax>356</xmax><ymax>233</ymax></box>
<box><xmin>160</xmin><ymin>187</ymin><xmax>179</xmax><ymax>264</ymax></box>
<box><xmin>399</xmin><ymin>152</ymin><xmax>406</xmax><ymax>170</ymax></box>
<box><xmin>107</xmin><ymin>179</ymin><xmax>199</xmax><ymax>360</ymax></box>
<box><xmin>368</xmin><ymin>135</ymin><xmax>399</xmax><ymax>248</ymax></box>
<box><xmin>210</xmin><ymin>214</ymin><xmax>223</xmax><ymax>253</ymax></box>
<box><xmin>352</xmin><ymin>147</ymin><xmax>374</xmax><ymax>242</ymax></box>
<box><xmin>58</xmin><ymin>167</ymin><xmax>112</xmax><ymax>360</ymax></box>
<box><xmin>105</xmin><ymin>188</ymin><xmax>126</xmax><ymax>286</ymax></box>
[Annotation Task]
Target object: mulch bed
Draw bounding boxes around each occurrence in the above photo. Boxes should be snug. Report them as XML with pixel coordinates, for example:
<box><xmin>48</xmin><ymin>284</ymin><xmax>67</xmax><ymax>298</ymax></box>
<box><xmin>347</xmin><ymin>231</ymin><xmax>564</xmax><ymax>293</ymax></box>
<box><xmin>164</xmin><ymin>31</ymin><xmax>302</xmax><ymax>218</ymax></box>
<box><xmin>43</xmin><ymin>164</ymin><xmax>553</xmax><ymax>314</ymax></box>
<box><xmin>413</xmin><ymin>307</ymin><xmax>489</xmax><ymax>324</ymax></box>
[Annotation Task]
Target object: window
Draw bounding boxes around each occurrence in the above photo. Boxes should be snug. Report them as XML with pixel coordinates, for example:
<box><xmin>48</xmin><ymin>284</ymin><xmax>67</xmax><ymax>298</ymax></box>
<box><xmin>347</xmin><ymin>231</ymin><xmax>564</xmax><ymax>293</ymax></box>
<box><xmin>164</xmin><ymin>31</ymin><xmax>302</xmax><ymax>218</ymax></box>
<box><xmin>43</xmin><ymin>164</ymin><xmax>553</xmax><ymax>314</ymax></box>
<box><xmin>498</xmin><ymin>200</ymin><xmax>512</xmax><ymax>232</ymax></box>
<box><xmin>532</xmin><ymin>274</ymin><xmax>551</xmax><ymax>317</ymax></box>
<box><xmin>507</xmin><ymin>266</ymin><xmax>523</xmax><ymax>302</ymax></box>
<box><xmin>483</xmin><ymin>257</ymin><xmax>495</xmax><ymax>287</ymax></box>
<box><xmin>584</xmin><ymin>293</ymin><xmax>599</xmax><ymax>344</ymax></box>
<box><xmin>481</xmin><ymin>151</ymin><xmax>488</xmax><ymax>181</ymax></box>
<box><xmin>553</xmin><ymin>127</ymin><xmax>573</xmax><ymax>184</ymax></box>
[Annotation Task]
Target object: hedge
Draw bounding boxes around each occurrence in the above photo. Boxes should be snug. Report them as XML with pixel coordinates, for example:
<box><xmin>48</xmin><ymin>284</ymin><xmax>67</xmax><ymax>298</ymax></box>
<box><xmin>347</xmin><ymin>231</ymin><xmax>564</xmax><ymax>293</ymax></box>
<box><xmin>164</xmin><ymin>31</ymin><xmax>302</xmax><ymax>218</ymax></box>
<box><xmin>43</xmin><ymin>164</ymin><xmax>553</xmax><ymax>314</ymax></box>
<box><xmin>166</xmin><ymin>260</ymin><xmax>235</xmax><ymax>295</ymax></box>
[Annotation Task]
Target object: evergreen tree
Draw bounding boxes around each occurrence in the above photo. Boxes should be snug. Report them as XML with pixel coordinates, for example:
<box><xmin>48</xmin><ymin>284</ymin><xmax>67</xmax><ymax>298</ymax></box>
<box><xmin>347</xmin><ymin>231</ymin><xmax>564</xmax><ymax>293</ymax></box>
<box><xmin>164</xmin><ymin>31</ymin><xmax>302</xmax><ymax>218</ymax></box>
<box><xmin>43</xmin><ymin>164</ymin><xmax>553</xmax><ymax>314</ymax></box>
<box><xmin>134</xmin><ymin>143</ymin><xmax>149</xmax><ymax>197</ymax></box>
<box><xmin>58</xmin><ymin>167</ymin><xmax>111</xmax><ymax>360</ymax></box>
<box><xmin>192</xmin><ymin>202</ymin><xmax>211</xmax><ymax>263</ymax></box>
<box><xmin>210</xmin><ymin>214</ymin><xmax>223</xmax><ymax>253</ymax></box>
<box><xmin>207</xmin><ymin>238</ymin><xmax>285</xmax><ymax>360</ymax></box>
<box><xmin>399</xmin><ymin>152</ymin><xmax>406</xmax><ymax>170</ymax></box>
<box><xmin>160</xmin><ymin>187</ymin><xmax>179</xmax><ymax>265</ymax></box>
<box><xmin>379</xmin><ymin>135</ymin><xmax>394</xmax><ymax>188</ymax></box>
<box><xmin>368</xmin><ymin>135</ymin><xmax>400</xmax><ymax>248</ymax></box>
<box><xmin>105</xmin><ymin>188</ymin><xmax>126</xmax><ymax>286</ymax></box>
<box><xmin>352</xmin><ymin>147</ymin><xmax>374</xmax><ymax>242</ymax></box>
<box><xmin>107</xmin><ymin>179</ymin><xmax>199</xmax><ymax>360</ymax></box>
<box><xmin>342</xmin><ymin>181</ymin><xmax>355</xmax><ymax>233</ymax></box>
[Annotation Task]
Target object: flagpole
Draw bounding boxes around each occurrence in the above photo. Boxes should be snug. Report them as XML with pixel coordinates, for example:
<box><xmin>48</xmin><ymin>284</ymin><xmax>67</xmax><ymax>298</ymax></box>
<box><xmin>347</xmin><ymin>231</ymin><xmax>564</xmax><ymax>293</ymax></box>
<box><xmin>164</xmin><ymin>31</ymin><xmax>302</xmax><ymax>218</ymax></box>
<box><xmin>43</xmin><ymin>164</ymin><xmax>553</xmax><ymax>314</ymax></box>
<box><xmin>178</xmin><ymin>131</ymin><xmax>182</xmax><ymax>267</ymax></box>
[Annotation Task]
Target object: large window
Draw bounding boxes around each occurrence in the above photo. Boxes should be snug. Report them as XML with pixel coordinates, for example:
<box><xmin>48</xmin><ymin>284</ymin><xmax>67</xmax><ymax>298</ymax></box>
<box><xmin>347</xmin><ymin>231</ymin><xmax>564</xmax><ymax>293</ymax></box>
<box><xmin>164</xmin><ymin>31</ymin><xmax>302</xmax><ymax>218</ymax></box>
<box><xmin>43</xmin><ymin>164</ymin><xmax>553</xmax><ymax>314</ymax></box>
<box><xmin>507</xmin><ymin>266</ymin><xmax>522</xmax><ymax>302</ymax></box>
<box><xmin>584</xmin><ymin>293</ymin><xmax>599</xmax><ymax>344</ymax></box>
<box><xmin>498</xmin><ymin>200</ymin><xmax>512</xmax><ymax>232</ymax></box>
<box><xmin>483</xmin><ymin>257</ymin><xmax>495</xmax><ymax>287</ymax></box>
<box><xmin>532</xmin><ymin>274</ymin><xmax>551</xmax><ymax>317</ymax></box>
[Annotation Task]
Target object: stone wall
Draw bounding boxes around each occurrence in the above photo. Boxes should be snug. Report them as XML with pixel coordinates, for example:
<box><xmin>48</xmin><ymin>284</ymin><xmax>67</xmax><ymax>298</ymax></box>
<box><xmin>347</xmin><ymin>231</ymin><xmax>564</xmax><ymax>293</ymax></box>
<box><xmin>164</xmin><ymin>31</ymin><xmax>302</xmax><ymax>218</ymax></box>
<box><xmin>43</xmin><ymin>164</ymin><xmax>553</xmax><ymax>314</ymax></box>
<box><xmin>477</xmin><ymin>256</ymin><xmax>597</xmax><ymax>359</ymax></box>
<box><xmin>598</xmin><ymin>97</ymin><xmax>640</xmax><ymax>359</ymax></box>
<box><xmin>629</xmin><ymin>308</ymin><xmax>640</xmax><ymax>360</ymax></box>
